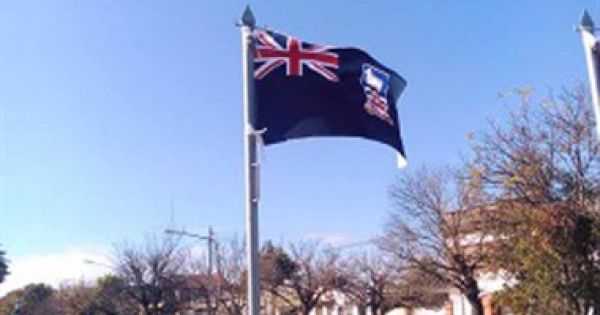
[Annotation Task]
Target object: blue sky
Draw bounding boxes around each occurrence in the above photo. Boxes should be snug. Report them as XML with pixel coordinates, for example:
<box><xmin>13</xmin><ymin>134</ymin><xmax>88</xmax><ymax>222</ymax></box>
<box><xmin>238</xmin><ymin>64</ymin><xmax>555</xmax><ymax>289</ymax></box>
<box><xmin>1</xmin><ymin>0</ymin><xmax>599</xmax><ymax>289</ymax></box>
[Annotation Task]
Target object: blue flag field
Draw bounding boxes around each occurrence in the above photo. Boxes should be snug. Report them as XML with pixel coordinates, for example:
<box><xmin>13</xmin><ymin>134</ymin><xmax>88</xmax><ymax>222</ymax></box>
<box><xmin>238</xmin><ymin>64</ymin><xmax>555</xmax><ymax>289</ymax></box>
<box><xmin>253</xmin><ymin>29</ymin><xmax>407</xmax><ymax>159</ymax></box>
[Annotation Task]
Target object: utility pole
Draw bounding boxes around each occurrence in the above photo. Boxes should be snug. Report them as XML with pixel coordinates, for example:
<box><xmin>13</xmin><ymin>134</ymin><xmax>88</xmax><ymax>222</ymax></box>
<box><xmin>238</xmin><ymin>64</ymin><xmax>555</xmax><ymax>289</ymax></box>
<box><xmin>165</xmin><ymin>226</ymin><xmax>216</xmax><ymax>270</ymax></box>
<box><xmin>207</xmin><ymin>226</ymin><xmax>214</xmax><ymax>274</ymax></box>
<box><xmin>165</xmin><ymin>226</ymin><xmax>217</xmax><ymax>314</ymax></box>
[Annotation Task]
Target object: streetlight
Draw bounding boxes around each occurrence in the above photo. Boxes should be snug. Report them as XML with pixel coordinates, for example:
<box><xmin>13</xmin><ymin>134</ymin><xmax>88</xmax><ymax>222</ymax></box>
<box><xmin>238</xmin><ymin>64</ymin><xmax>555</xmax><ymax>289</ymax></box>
<box><xmin>83</xmin><ymin>259</ymin><xmax>114</xmax><ymax>271</ymax></box>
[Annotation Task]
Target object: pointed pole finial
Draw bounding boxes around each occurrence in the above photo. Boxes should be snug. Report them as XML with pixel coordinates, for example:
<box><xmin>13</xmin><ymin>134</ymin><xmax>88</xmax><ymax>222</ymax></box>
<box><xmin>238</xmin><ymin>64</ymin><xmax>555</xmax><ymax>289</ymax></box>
<box><xmin>581</xmin><ymin>10</ymin><xmax>595</xmax><ymax>32</ymax></box>
<box><xmin>241</xmin><ymin>6</ymin><xmax>255</xmax><ymax>27</ymax></box>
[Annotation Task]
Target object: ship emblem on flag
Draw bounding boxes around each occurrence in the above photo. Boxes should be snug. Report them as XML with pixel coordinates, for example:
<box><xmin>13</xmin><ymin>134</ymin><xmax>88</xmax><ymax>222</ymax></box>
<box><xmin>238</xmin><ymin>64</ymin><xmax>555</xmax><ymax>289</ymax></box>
<box><xmin>253</xmin><ymin>30</ymin><xmax>339</xmax><ymax>82</ymax></box>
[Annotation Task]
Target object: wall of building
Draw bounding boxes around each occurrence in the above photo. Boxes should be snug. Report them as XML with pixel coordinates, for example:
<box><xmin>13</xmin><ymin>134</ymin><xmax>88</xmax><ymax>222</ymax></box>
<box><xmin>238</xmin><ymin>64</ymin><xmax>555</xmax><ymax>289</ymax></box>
<box><xmin>385</xmin><ymin>307</ymin><xmax>445</xmax><ymax>315</ymax></box>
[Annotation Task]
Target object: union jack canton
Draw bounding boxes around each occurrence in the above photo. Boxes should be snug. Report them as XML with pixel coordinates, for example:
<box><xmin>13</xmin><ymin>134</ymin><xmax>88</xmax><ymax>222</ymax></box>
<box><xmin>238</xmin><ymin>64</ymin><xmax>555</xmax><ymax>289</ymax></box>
<box><xmin>254</xmin><ymin>30</ymin><xmax>339</xmax><ymax>82</ymax></box>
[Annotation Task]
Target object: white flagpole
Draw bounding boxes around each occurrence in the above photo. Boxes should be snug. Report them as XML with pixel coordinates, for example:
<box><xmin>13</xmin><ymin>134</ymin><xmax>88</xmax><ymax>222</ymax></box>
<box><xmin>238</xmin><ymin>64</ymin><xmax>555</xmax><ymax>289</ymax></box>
<box><xmin>579</xmin><ymin>10</ymin><xmax>600</xmax><ymax>137</ymax></box>
<box><xmin>240</xmin><ymin>6</ymin><xmax>261</xmax><ymax>315</ymax></box>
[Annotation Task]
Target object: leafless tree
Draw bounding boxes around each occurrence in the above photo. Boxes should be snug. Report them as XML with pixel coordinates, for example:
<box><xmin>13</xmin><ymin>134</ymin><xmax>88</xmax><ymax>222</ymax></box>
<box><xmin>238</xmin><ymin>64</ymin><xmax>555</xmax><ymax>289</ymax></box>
<box><xmin>214</xmin><ymin>237</ymin><xmax>247</xmax><ymax>315</ymax></box>
<box><xmin>379</xmin><ymin>167</ymin><xmax>498</xmax><ymax>315</ymax></box>
<box><xmin>55</xmin><ymin>281</ymin><xmax>96</xmax><ymax>314</ymax></box>
<box><xmin>338</xmin><ymin>252</ymin><xmax>397</xmax><ymax>315</ymax></box>
<box><xmin>113</xmin><ymin>235</ymin><xmax>190</xmax><ymax>315</ymax></box>
<box><xmin>261</xmin><ymin>241</ymin><xmax>342</xmax><ymax>315</ymax></box>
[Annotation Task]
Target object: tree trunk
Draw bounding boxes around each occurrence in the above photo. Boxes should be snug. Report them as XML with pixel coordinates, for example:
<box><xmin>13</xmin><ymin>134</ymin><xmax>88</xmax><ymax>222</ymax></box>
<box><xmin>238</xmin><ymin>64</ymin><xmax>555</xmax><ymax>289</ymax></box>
<box><xmin>465</xmin><ymin>291</ymin><xmax>484</xmax><ymax>315</ymax></box>
<box><xmin>369</xmin><ymin>304</ymin><xmax>378</xmax><ymax>315</ymax></box>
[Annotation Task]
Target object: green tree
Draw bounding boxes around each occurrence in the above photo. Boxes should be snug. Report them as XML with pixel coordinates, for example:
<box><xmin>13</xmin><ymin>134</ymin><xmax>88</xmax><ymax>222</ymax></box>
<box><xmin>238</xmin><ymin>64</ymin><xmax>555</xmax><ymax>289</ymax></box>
<box><xmin>0</xmin><ymin>246</ymin><xmax>8</xmax><ymax>284</ymax></box>
<box><xmin>87</xmin><ymin>275</ymin><xmax>138</xmax><ymax>315</ymax></box>
<box><xmin>0</xmin><ymin>288</ymin><xmax>24</xmax><ymax>315</ymax></box>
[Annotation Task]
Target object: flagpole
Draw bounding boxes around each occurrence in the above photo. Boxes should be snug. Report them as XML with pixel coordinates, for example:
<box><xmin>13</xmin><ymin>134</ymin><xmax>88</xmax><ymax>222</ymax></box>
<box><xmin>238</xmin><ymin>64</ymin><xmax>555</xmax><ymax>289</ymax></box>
<box><xmin>240</xmin><ymin>6</ymin><xmax>261</xmax><ymax>315</ymax></box>
<box><xmin>579</xmin><ymin>10</ymin><xmax>600</xmax><ymax>137</ymax></box>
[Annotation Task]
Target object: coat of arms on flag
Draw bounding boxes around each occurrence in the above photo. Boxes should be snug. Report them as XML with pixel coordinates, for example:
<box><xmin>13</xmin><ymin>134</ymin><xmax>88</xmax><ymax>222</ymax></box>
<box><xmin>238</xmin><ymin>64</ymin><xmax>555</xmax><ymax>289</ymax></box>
<box><xmin>360</xmin><ymin>64</ymin><xmax>394</xmax><ymax>126</ymax></box>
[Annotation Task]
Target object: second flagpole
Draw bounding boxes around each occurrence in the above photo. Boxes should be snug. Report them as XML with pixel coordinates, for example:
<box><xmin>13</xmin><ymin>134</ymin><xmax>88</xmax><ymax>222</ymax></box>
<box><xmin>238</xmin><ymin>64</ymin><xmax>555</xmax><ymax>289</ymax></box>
<box><xmin>579</xmin><ymin>10</ymin><xmax>600</xmax><ymax>137</ymax></box>
<box><xmin>240</xmin><ymin>6</ymin><xmax>261</xmax><ymax>315</ymax></box>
